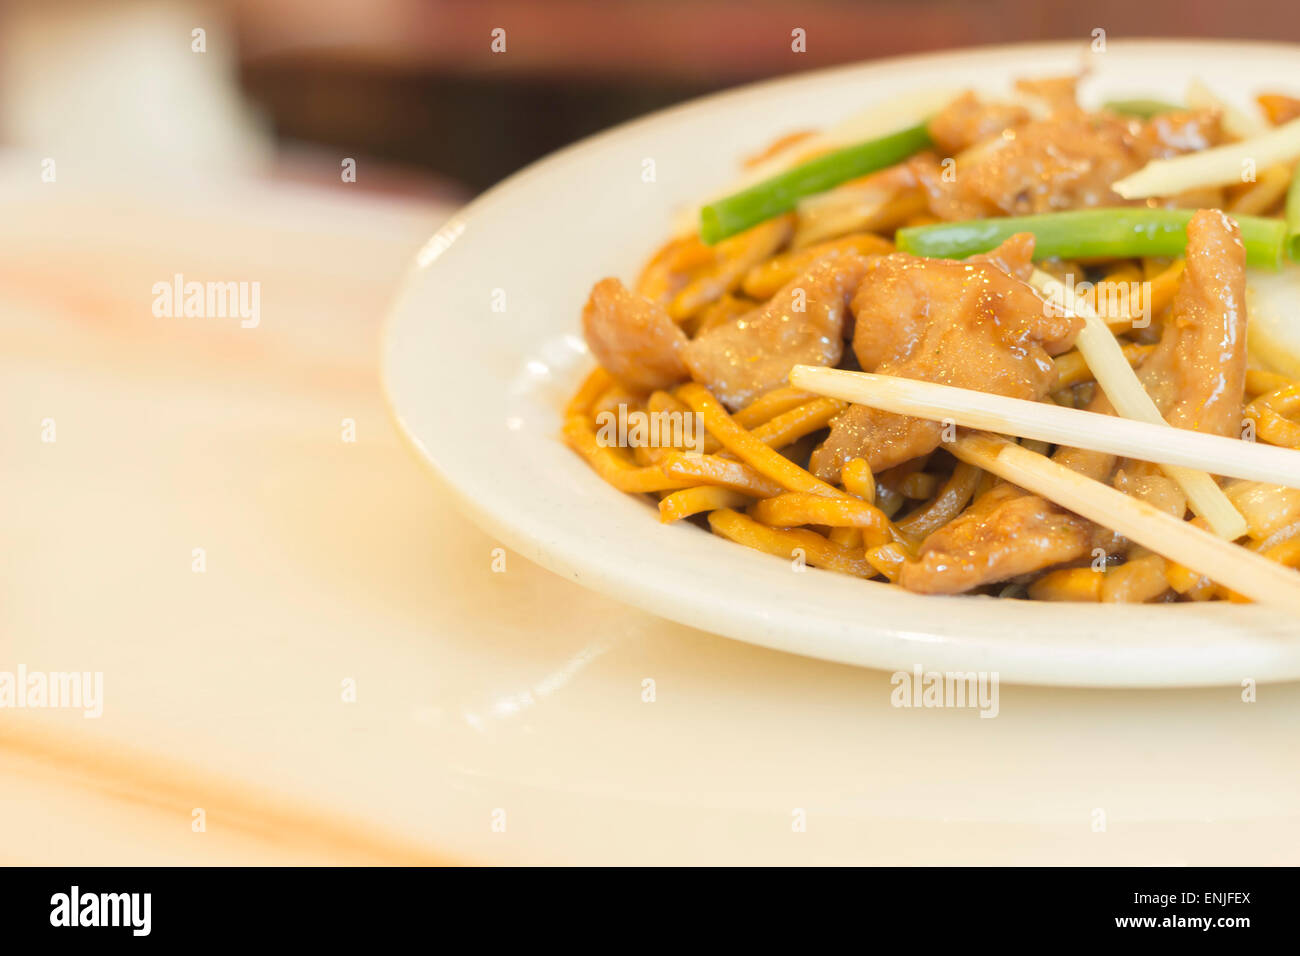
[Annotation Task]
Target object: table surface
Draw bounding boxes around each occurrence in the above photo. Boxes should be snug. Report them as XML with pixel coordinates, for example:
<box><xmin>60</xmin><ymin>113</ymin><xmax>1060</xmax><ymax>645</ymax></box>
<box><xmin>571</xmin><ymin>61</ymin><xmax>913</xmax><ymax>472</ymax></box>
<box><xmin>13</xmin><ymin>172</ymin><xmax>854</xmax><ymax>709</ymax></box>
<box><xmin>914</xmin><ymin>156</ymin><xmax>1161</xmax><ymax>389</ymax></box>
<box><xmin>3</xmin><ymin>165</ymin><xmax>1297</xmax><ymax>865</ymax></box>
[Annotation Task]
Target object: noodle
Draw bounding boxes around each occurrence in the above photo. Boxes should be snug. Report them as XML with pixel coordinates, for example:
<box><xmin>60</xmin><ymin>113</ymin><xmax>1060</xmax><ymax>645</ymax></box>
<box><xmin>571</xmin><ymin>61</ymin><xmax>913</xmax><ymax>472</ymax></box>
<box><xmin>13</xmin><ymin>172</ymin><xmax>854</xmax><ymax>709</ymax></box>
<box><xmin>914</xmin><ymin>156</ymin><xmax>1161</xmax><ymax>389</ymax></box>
<box><xmin>895</xmin><ymin>462</ymin><xmax>981</xmax><ymax>539</ymax></box>
<box><xmin>659</xmin><ymin>486</ymin><xmax>750</xmax><ymax>523</ymax></box>
<box><xmin>1027</xmin><ymin>567</ymin><xmax>1104</xmax><ymax>602</ymax></box>
<box><xmin>741</xmin><ymin>232</ymin><xmax>893</xmax><ymax>298</ymax></box>
<box><xmin>752</xmin><ymin>492</ymin><xmax>893</xmax><ymax>542</ymax></box>
<box><xmin>1100</xmin><ymin>553</ymin><xmax>1171</xmax><ymax>603</ymax></box>
<box><xmin>732</xmin><ymin>387</ymin><xmax>820</xmax><ymax>429</ymax></box>
<box><xmin>562</xmin><ymin>416</ymin><xmax>694</xmax><ymax>493</ymax></box>
<box><xmin>659</xmin><ymin>452</ymin><xmax>785</xmax><ymax>498</ymax></box>
<box><xmin>707</xmin><ymin>509</ymin><xmax>873</xmax><ymax>576</ymax></box>
<box><xmin>1247</xmin><ymin>384</ymin><xmax>1300</xmax><ymax>449</ymax></box>
<box><xmin>864</xmin><ymin>543</ymin><xmax>907</xmax><ymax>581</ymax></box>
<box><xmin>747</xmin><ymin>397</ymin><xmax>846</xmax><ymax>449</ymax></box>
<box><xmin>841</xmin><ymin>457</ymin><xmax>876</xmax><ymax>504</ymax></box>
<box><xmin>676</xmin><ymin>383</ymin><xmax>844</xmax><ymax>497</ymax></box>
<box><xmin>667</xmin><ymin>216</ymin><xmax>793</xmax><ymax>320</ymax></box>
<box><xmin>1053</xmin><ymin>343</ymin><xmax>1152</xmax><ymax>389</ymax></box>
<box><xmin>566</xmin><ymin>367</ymin><xmax>614</xmax><ymax>417</ymax></box>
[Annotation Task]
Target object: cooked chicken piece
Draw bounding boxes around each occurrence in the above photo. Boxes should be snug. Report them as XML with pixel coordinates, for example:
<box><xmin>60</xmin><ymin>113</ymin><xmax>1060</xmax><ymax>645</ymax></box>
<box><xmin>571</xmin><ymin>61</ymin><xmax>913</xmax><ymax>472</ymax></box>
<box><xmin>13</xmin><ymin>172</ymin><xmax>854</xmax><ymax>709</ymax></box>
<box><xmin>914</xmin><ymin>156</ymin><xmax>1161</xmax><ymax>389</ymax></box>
<box><xmin>927</xmin><ymin>91</ymin><xmax>1032</xmax><ymax>156</ymax></box>
<box><xmin>582</xmin><ymin>278</ymin><xmax>689</xmax><ymax>392</ymax></box>
<box><xmin>906</xmin><ymin>154</ymin><xmax>980</xmax><ymax>222</ymax></box>
<box><xmin>916</xmin><ymin>103</ymin><xmax>1223</xmax><ymax>220</ymax></box>
<box><xmin>1113</xmin><ymin>465</ymin><xmax>1187</xmax><ymax>520</ymax></box>
<box><xmin>925</xmin><ymin>77</ymin><xmax>1081</xmax><ymax>156</ymax></box>
<box><xmin>1137</xmin><ymin>208</ymin><xmax>1248</xmax><ymax>438</ymax></box>
<box><xmin>962</xmin><ymin>114</ymin><xmax>1148</xmax><ymax>216</ymax></box>
<box><xmin>968</xmin><ymin>230</ymin><xmax>1036</xmax><ymax>283</ymax></box>
<box><xmin>898</xmin><ymin>484</ymin><xmax>1093</xmax><ymax>594</ymax></box>
<box><xmin>1140</xmin><ymin>111</ymin><xmax>1222</xmax><ymax>156</ymax></box>
<box><xmin>681</xmin><ymin>250</ymin><xmax>870</xmax><ymax>409</ymax></box>
<box><xmin>809</xmin><ymin>234</ymin><xmax>1080</xmax><ymax>478</ymax></box>
<box><xmin>1013</xmin><ymin>75</ymin><xmax>1083</xmax><ymax>114</ymax></box>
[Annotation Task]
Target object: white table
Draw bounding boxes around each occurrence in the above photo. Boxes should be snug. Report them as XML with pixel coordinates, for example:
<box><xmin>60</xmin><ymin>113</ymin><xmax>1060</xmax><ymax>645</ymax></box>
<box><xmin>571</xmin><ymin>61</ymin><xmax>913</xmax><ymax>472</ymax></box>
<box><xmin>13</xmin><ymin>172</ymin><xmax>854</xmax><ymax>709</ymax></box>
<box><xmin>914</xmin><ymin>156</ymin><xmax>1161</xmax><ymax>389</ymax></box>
<box><xmin>2</xmin><ymin>171</ymin><xmax>1296</xmax><ymax>864</ymax></box>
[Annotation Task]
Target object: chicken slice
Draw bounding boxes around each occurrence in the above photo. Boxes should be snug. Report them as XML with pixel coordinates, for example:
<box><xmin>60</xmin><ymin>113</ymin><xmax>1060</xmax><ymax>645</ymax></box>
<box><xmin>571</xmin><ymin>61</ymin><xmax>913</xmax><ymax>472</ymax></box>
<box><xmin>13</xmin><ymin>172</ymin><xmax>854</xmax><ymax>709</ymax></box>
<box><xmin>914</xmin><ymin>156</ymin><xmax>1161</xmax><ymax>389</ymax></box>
<box><xmin>924</xmin><ymin>76</ymin><xmax>1080</xmax><ymax>156</ymax></box>
<box><xmin>897</xmin><ymin>484</ymin><xmax>1093</xmax><ymax>595</ymax></box>
<box><xmin>916</xmin><ymin>103</ymin><xmax>1223</xmax><ymax>220</ymax></box>
<box><xmin>582</xmin><ymin>278</ymin><xmax>690</xmax><ymax>392</ymax></box>
<box><xmin>927</xmin><ymin>91</ymin><xmax>1032</xmax><ymax>156</ymax></box>
<box><xmin>810</xmin><ymin>234</ymin><xmax>1079</xmax><ymax>478</ymax></box>
<box><xmin>681</xmin><ymin>250</ymin><xmax>871</xmax><ymax>409</ymax></box>
<box><xmin>1137</xmin><ymin>208</ymin><xmax>1248</xmax><ymax>438</ymax></box>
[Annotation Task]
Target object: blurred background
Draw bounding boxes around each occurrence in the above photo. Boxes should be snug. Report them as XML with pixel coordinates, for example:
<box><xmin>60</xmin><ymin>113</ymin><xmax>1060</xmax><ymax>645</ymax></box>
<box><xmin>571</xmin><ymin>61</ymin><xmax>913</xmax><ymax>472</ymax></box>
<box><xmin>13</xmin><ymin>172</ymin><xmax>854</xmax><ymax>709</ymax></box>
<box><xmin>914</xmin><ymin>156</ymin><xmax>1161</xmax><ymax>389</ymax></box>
<box><xmin>4</xmin><ymin>0</ymin><xmax>1297</xmax><ymax>200</ymax></box>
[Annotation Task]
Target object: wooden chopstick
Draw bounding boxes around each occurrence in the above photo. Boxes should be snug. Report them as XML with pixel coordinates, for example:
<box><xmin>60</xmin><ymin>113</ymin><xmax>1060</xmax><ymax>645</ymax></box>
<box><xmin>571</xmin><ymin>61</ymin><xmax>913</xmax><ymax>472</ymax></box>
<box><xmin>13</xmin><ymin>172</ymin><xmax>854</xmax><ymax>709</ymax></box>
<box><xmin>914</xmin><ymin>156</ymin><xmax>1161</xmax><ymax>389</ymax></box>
<box><xmin>950</xmin><ymin>433</ymin><xmax>1300</xmax><ymax>613</ymax></box>
<box><xmin>1028</xmin><ymin>268</ymin><xmax>1246</xmax><ymax>540</ymax></box>
<box><xmin>790</xmin><ymin>366</ymin><xmax>1300</xmax><ymax>489</ymax></box>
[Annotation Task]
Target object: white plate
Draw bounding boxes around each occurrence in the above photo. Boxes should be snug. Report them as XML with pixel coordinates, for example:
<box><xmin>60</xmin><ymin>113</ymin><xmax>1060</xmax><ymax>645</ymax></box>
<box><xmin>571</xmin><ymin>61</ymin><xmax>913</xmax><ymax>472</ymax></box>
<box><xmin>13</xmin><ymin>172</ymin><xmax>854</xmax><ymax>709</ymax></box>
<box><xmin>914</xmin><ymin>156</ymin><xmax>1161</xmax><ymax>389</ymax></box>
<box><xmin>384</xmin><ymin>40</ymin><xmax>1300</xmax><ymax>687</ymax></box>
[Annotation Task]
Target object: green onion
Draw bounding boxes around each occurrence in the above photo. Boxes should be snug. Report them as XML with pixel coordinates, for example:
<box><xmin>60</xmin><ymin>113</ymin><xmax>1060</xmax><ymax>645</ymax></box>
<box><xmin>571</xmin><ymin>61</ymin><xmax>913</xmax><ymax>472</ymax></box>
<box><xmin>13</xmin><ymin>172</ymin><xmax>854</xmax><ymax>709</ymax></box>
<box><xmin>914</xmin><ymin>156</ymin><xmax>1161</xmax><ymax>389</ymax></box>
<box><xmin>699</xmin><ymin>122</ymin><xmax>931</xmax><ymax>245</ymax></box>
<box><xmin>896</xmin><ymin>209</ymin><xmax>1287</xmax><ymax>269</ymax></box>
<box><xmin>1103</xmin><ymin>98</ymin><xmax>1184</xmax><ymax>119</ymax></box>
<box><xmin>1286</xmin><ymin>163</ymin><xmax>1300</xmax><ymax>263</ymax></box>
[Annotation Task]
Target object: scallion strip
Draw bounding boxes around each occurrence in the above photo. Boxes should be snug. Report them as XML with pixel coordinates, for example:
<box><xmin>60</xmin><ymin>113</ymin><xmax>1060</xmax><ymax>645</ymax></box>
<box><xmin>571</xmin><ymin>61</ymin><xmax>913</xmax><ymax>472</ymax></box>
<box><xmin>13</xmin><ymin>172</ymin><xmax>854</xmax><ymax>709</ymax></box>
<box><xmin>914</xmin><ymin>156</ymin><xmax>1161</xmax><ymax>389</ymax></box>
<box><xmin>896</xmin><ymin>209</ymin><xmax>1287</xmax><ymax>269</ymax></box>
<box><xmin>1103</xmin><ymin>98</ymin><xmax>1183</xmax><ymax>119</ymax></box>
<box><xmin>1286</xmin><ymin>163</ymin><xmax>1300</xmax><ymax>263</ymax></box>
<box><xmin>699</xmin><ymin>122</ymin><xmax>931</xmax><ymax>244</ymax></box>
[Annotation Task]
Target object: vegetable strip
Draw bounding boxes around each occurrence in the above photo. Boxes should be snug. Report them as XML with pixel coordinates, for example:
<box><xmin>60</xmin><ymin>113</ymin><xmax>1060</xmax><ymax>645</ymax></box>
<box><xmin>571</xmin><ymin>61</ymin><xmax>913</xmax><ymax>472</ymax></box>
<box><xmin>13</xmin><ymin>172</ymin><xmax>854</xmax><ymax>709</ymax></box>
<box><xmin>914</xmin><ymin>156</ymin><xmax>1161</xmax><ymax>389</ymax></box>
<box><xmin>1104</xmin><ymin>98</ymin><xmax>1182</xmax><ymax>118</ymax></box>
<box><xmin>1112</xmin><ymin>116</ymin><xmax>1300</xmax><ymax>199</ymax></box>
<box><xmin>699</xmin><ymin>122</ymin><xmax>931</xmax><ymax>244</ymax></box>
<box><xmin>789</xmin><ymin>365</ymin><xmax>1300</xmax><ymax>492</ymax></box>
<box><xmin>896</xmin><ymin>209</ymin><xmax>1287</xmax><ymax>268</ymax></box>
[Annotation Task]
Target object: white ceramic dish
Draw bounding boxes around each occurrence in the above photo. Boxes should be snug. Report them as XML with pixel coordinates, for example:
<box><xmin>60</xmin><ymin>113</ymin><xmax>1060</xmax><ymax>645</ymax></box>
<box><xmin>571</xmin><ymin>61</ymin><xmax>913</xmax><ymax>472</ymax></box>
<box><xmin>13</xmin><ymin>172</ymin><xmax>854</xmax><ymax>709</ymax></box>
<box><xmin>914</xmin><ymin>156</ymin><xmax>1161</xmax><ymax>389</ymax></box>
<box><xmin>383</xmin><ymin>40</ymin><xmax>1300</xmax><ymax>687</ymax></box>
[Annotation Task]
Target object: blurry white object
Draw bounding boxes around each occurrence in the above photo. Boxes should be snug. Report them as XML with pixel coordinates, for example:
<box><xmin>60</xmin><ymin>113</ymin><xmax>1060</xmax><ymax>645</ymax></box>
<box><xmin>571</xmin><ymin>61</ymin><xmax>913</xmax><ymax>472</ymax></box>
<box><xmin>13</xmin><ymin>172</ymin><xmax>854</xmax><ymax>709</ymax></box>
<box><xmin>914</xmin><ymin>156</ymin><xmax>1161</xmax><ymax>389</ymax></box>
<box><xmin>0</xmin><ymin>0</ymin><xmax>272</xmax><ymax>177</ymax></box>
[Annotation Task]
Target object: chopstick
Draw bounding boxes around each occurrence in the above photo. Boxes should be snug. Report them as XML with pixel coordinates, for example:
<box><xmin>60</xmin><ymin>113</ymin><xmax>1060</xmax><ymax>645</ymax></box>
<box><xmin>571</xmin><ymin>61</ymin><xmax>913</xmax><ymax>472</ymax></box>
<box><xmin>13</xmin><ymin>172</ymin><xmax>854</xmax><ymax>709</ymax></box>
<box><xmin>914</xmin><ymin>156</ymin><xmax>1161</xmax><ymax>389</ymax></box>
<box><xmin>1028</xmin><ymin>269</ymin><xmax>1247</xmax><ymax>540</ymax></box>
<box><xmin>950</xmin><ymin>433</ymin><xmax>1300</xmax><ymax>614</ymax></box>
<box><xmin>789</xmin><ymin>366</ymin><xmax>1300</xmax><ymax>489</ymax></box>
